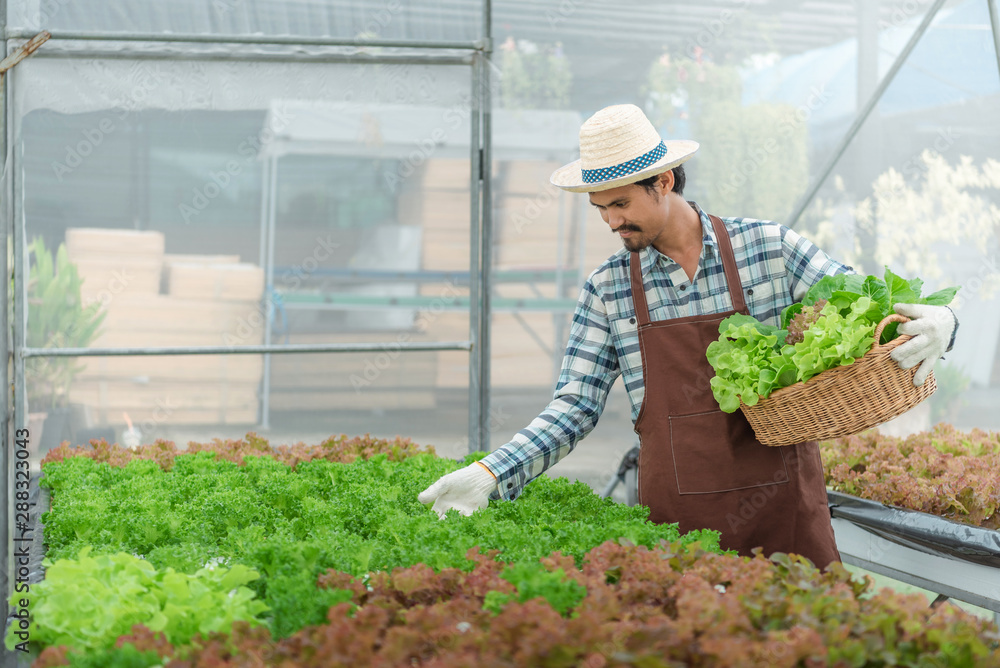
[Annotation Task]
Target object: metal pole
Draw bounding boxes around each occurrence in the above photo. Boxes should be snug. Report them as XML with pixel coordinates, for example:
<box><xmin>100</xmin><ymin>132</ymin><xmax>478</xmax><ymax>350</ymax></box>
<box><xmin>11</xmin><ymin>72</ymin><xmax>27</xmax><ymax>668</ymax></box>
<box><xmin>260</xmin><ymin>156</ymin><xmax>278</xmax><ymax>430</ymax></box>
<box><xmin>478</xmin><ymin>0</ymin><xmax>493</xmax><ymax>453</ymax></box>
<box><xmin>468</xmin><ymin>53</ymin><xmax>482</xmax><ymax>454</ymax></box>
<box><xmin>786</xmin><ymin>0</ymin><xmax>948</xmax><ymax>230</ymax></box>
<box><xmin>4</xmin><ymin>28</ymin><xmax>484</xmax><ymax>52</ymax></box>
<box><xmin>572</xmin><ymin>193</ymin><xmax>589</xmax><ymax>381</ymax></box>
<box><xmin>27</xmin><ymin>48</ymin><xmax>473</xmax><ymax>67</ymax></box>
<box><xmin>853</xmin><ymin>0</ymin><xmax>880</xmax><ymax>273</ymax></box>
<box><xmin>256</xmin><ymin>155</ymin><xmax>270</xmax><ymax>428</ymax></box>
<box><xmin>553</xmin><ymin>187</ymin><xmax>567</xmax><ymax>385</ymax></box>
<box><xmin>575</xmin><ymin>193</ymin><xmax>588</xmax><ymax>289</ymax></box>
<box><xmin>12</xmin><ymin>80</ymin><xmax>23</xmax><ymax>442</ymax></box>
<box><xmin>257</xmin><ymin>157</ymin><xmax>270</xmax><ymax>277</ymax></box>
<box><xmin>0</xmin><ymin>5</ymin><xmax>10</xmax><ymax>662</ymax></box>
<box><xmin>22</xmin><ymin>341</ymin><xmax>474</xmax><ymax>358</ymax></box>
<box><xmin>0</xmin><ymin>42</ymin><xmax>47</xmax><ymax>661</ymax></box>
<box><xmin>989</xmin><ymin>0</ymin><xmax>1000</xmax><ymax>82</ymax></box>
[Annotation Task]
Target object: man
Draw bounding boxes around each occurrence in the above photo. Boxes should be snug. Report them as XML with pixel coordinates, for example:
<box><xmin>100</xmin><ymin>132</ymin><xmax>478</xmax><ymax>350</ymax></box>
<box><xmin>418</xmin><ymin>104</ymin><xmax>957</xmax><ymax>568</ymax></box>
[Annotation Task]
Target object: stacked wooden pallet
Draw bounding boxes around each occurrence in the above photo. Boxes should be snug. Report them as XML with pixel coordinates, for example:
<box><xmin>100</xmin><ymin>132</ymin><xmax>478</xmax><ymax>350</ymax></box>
<box><xmin>419</xmin><ymin>159</ymin><xmax>471</xmax><ymax>271</ymax></box>
<box><xmin>65</xmin><ymin>228</ymin><xmax>264</xmax><ymax>426</ymax></box>
<box><xmin>67</xmin><ymin>227</ymin><xmax>165</xmax><ymax>302</ymax></box>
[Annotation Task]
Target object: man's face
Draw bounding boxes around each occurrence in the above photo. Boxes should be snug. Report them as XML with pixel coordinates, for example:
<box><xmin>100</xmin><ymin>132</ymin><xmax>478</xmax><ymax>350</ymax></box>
<box><xmin>588</xmin><ymin>181</ymin><xmax>667</xmax><ymax>252</ymax></box>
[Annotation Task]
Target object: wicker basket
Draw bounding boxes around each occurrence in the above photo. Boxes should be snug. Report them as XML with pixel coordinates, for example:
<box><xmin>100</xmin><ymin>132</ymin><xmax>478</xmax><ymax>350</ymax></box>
<box><xmin>740</xmin><ymin>314</ymin><xmax>937</xmax><ymax>447</ymax></box>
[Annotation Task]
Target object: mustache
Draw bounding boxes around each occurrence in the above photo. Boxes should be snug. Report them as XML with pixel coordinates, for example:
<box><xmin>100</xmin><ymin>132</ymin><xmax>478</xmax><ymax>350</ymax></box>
<box><xmin>614</xmin><ymin>224</ymin><xmax>641</xmax><ymax>234</ymax></box>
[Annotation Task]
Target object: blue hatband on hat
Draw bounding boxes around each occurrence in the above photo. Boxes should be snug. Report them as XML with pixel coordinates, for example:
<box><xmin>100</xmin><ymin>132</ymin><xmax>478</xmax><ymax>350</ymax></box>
<box><xmin>580</xmin><ymin>141</ymin><xmax>667</xmax><ymax>184</ymax></box>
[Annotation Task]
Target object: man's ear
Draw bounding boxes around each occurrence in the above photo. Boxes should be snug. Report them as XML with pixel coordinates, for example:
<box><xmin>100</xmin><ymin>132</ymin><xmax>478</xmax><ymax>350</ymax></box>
<box><xmin>658</xmin><ymin>170</ymin><xmax>674</xmax><ymax>195</ymax></box>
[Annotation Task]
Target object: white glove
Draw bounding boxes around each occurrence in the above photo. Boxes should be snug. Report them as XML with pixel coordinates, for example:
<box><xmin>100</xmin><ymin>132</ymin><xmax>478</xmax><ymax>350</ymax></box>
<box><xmin>418</xmin><ymin>462</ymin><xmax>498</xmax><ymax>519</ymax></box>
<box><xmin>889</xmin><ymin>303</ymin><xmax>957</xmax><ymax>387</ymax></box>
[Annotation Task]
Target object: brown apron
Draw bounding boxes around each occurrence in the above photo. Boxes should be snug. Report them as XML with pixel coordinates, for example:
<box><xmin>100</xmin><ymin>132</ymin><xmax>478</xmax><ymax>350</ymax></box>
<box><xmin>631</xmin><ymin>214</ymin><xmax>840</xmax><ymax>569</ymax></box>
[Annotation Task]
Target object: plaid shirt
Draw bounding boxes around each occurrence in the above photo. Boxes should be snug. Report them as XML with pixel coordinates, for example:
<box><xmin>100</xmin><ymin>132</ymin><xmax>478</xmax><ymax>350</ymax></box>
<box><xmin>481</xmin><ymin>203</ymin><xmax>852</xmax><ymax>501</ymax></box>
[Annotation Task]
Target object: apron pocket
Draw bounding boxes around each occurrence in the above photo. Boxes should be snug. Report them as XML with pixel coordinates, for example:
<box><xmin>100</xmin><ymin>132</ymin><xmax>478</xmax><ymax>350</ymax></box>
<box><xmin>669</xmin><ymin>410</ymin><xmax>789</xmax><ymax>495</ymax></box>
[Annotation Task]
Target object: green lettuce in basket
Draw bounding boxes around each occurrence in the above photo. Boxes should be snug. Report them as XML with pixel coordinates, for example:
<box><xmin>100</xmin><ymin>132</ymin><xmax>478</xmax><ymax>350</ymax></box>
<box><xmin>707</xmin><ymin>267</ymin><xmax>959</xmax><ymax>413</ymax></box>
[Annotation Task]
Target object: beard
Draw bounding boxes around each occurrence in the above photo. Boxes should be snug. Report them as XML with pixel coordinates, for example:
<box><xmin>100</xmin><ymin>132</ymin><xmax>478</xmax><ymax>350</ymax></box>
<box><xmin>621</xmin><ymin>236</ymin><xmax>650</xmax><ymax>252</ymax></box>
<box><xmin>616</xmin><ymin>225</ymin><xmax>649</xmax><ymax>252</ymax></box>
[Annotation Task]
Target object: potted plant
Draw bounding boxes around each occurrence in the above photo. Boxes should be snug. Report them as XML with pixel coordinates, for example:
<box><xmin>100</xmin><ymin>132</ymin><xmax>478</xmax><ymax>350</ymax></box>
<box><xmin>26</xmin><ymin>237</ymin><xmax>105</xmax><ymax>451</ymax></box>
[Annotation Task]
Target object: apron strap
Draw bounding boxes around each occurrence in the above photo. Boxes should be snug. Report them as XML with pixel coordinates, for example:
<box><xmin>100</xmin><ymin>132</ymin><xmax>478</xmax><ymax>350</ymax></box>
<box><xmin>709</xmin><ymin>214</ymin><xmax>748</xmax><ymax>314</ymax></box>
<box><xmin>628</xmin><ymin>212</ymin><xmax>749</xmax><ymax>325</ymax></box>
<box><xmin>628</xmin><ymin>249</ymin><xmax>651</xmax><ymax>327</ymax></box>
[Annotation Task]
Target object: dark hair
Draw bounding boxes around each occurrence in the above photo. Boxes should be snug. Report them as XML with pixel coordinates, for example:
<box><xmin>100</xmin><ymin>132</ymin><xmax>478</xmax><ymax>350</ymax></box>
<box><xmin>634</xmin><ymin>164</ymin><xmax>686</xmax><ymax>196</ymax></box>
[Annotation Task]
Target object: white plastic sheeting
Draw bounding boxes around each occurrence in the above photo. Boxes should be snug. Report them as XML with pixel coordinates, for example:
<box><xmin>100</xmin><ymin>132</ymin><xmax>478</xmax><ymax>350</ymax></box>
<box><xmin>7</xmin><ymin>0</ymin><xmax>1000</xmax><ymax>446</ymax></box>
<box><xmin>11</xmin><ymin>58</ymin><xmax>470</xmax><ymax>116</ymax></box>
<box><xmin>7</xmin><ymin>0</ymin><xmax>481</xmax><ymax>41</ymax></box>
<box><xmin>258</xmin><ymin>100</ymin><xmax>581</xmax><ymax>160</ymax></box>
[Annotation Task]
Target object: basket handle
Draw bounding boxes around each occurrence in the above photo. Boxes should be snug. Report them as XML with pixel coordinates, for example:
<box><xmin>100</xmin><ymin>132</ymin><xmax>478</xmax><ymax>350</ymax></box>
<box><xmin>874</xmin><ymin>313</ymin><xmax>910</xmax><ymax>342</ymax></box>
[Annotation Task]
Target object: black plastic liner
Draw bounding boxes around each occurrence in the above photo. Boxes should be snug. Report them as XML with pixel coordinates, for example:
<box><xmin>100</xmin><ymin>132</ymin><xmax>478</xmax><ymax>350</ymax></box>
<box><xmin>827</xmin><ymin>490</ymin><xmax>1000</xmax><ymax>568</ymax></box>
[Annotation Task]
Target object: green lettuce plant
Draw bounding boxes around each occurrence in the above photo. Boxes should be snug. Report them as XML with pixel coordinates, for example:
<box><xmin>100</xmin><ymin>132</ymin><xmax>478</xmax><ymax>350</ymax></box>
<box><xmin>34</xmin><ymin>436</ymin><xmax>722</xmax><ymax>649</ymax></box>
<box><xmin>26</xmin><ymin>435</ymin><xmax>1000</xmax><ymax>666</ymax></box>
<box><xmin>707</xmin><ymin>267</ymin><xmax>958</xmax><ymax>411</ymax></box>
<box><xmin>62</xmin><ymin>542</ymin><xmax>1000</xmax><ymax>667</ymax></box>
<box><xmin>5</xmin><ymin>547</ymin><xmax>267</xmax><ymax>653</ymax></box>
<box><xmin>482</xmin><ymin>560</ymin><xmax>586</xmax><ymax>617</ymax></box>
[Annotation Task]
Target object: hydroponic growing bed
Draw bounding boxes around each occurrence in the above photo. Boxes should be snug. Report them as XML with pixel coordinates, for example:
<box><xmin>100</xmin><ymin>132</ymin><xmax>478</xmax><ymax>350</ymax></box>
<box><xmin>9</xmin><ymin>434</ymin><xmax>1000</xmax><ymax>667</ymax></box>
<box><xmin>822</xmin><ymin>425</ymin><xmax>1000</xmax><ymax>614</ymax></box>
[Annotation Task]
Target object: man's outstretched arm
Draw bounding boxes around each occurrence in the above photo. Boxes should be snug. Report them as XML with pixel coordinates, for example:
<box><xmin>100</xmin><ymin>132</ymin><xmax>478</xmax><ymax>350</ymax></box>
<box><xmin>418</xmin><ymin>277</ymin><xmax>621</xmax><ymax>516</ymax></box>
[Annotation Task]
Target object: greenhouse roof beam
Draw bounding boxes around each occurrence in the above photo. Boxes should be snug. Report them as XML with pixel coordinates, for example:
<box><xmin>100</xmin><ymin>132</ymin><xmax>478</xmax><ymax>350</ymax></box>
<box><xmin>3</xmin><ymin>27</ymin><xmax>486</xmax><ymax>52</ymax></box>
<box><xmin>990</xmin><ymin>0</ymin><xmax>1000</xmax><ymax>80</ymax></box>
<box><xmin>23</xmin><ymin>46</ymin><xmax>474</xmax><ymax>66</ymax></box>
<box><xmin>21</xmin><ymin>342</ymin><xmax>474</xmax><ymax>359</ymax></box>
<box><xmin>785</xmin><ymin>0</ymin><xmax>949</xmax><ymax>230</ymax></box>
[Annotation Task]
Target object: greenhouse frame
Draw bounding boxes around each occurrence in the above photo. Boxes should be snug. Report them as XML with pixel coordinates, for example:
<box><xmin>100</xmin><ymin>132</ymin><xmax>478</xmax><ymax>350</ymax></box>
<box><xmin>3</xmin><ymin>0</ymin><xmax>1000</xmax><ymax>662</ymax></box>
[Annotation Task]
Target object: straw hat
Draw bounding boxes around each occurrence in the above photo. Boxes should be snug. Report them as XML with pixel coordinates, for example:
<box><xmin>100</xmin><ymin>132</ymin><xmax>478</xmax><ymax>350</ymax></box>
<box><xmin>550</xmin><ymin>104</ymin><xmax>699</xmax><ymax>193</ymax></box>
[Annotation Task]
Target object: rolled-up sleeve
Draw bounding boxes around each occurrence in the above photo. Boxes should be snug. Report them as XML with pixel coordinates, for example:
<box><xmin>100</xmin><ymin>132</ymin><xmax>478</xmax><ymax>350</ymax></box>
<box><xmin>480</xmin><ymin>278</ymin><xmax>621</xmax><ymax>501</ymax></box>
